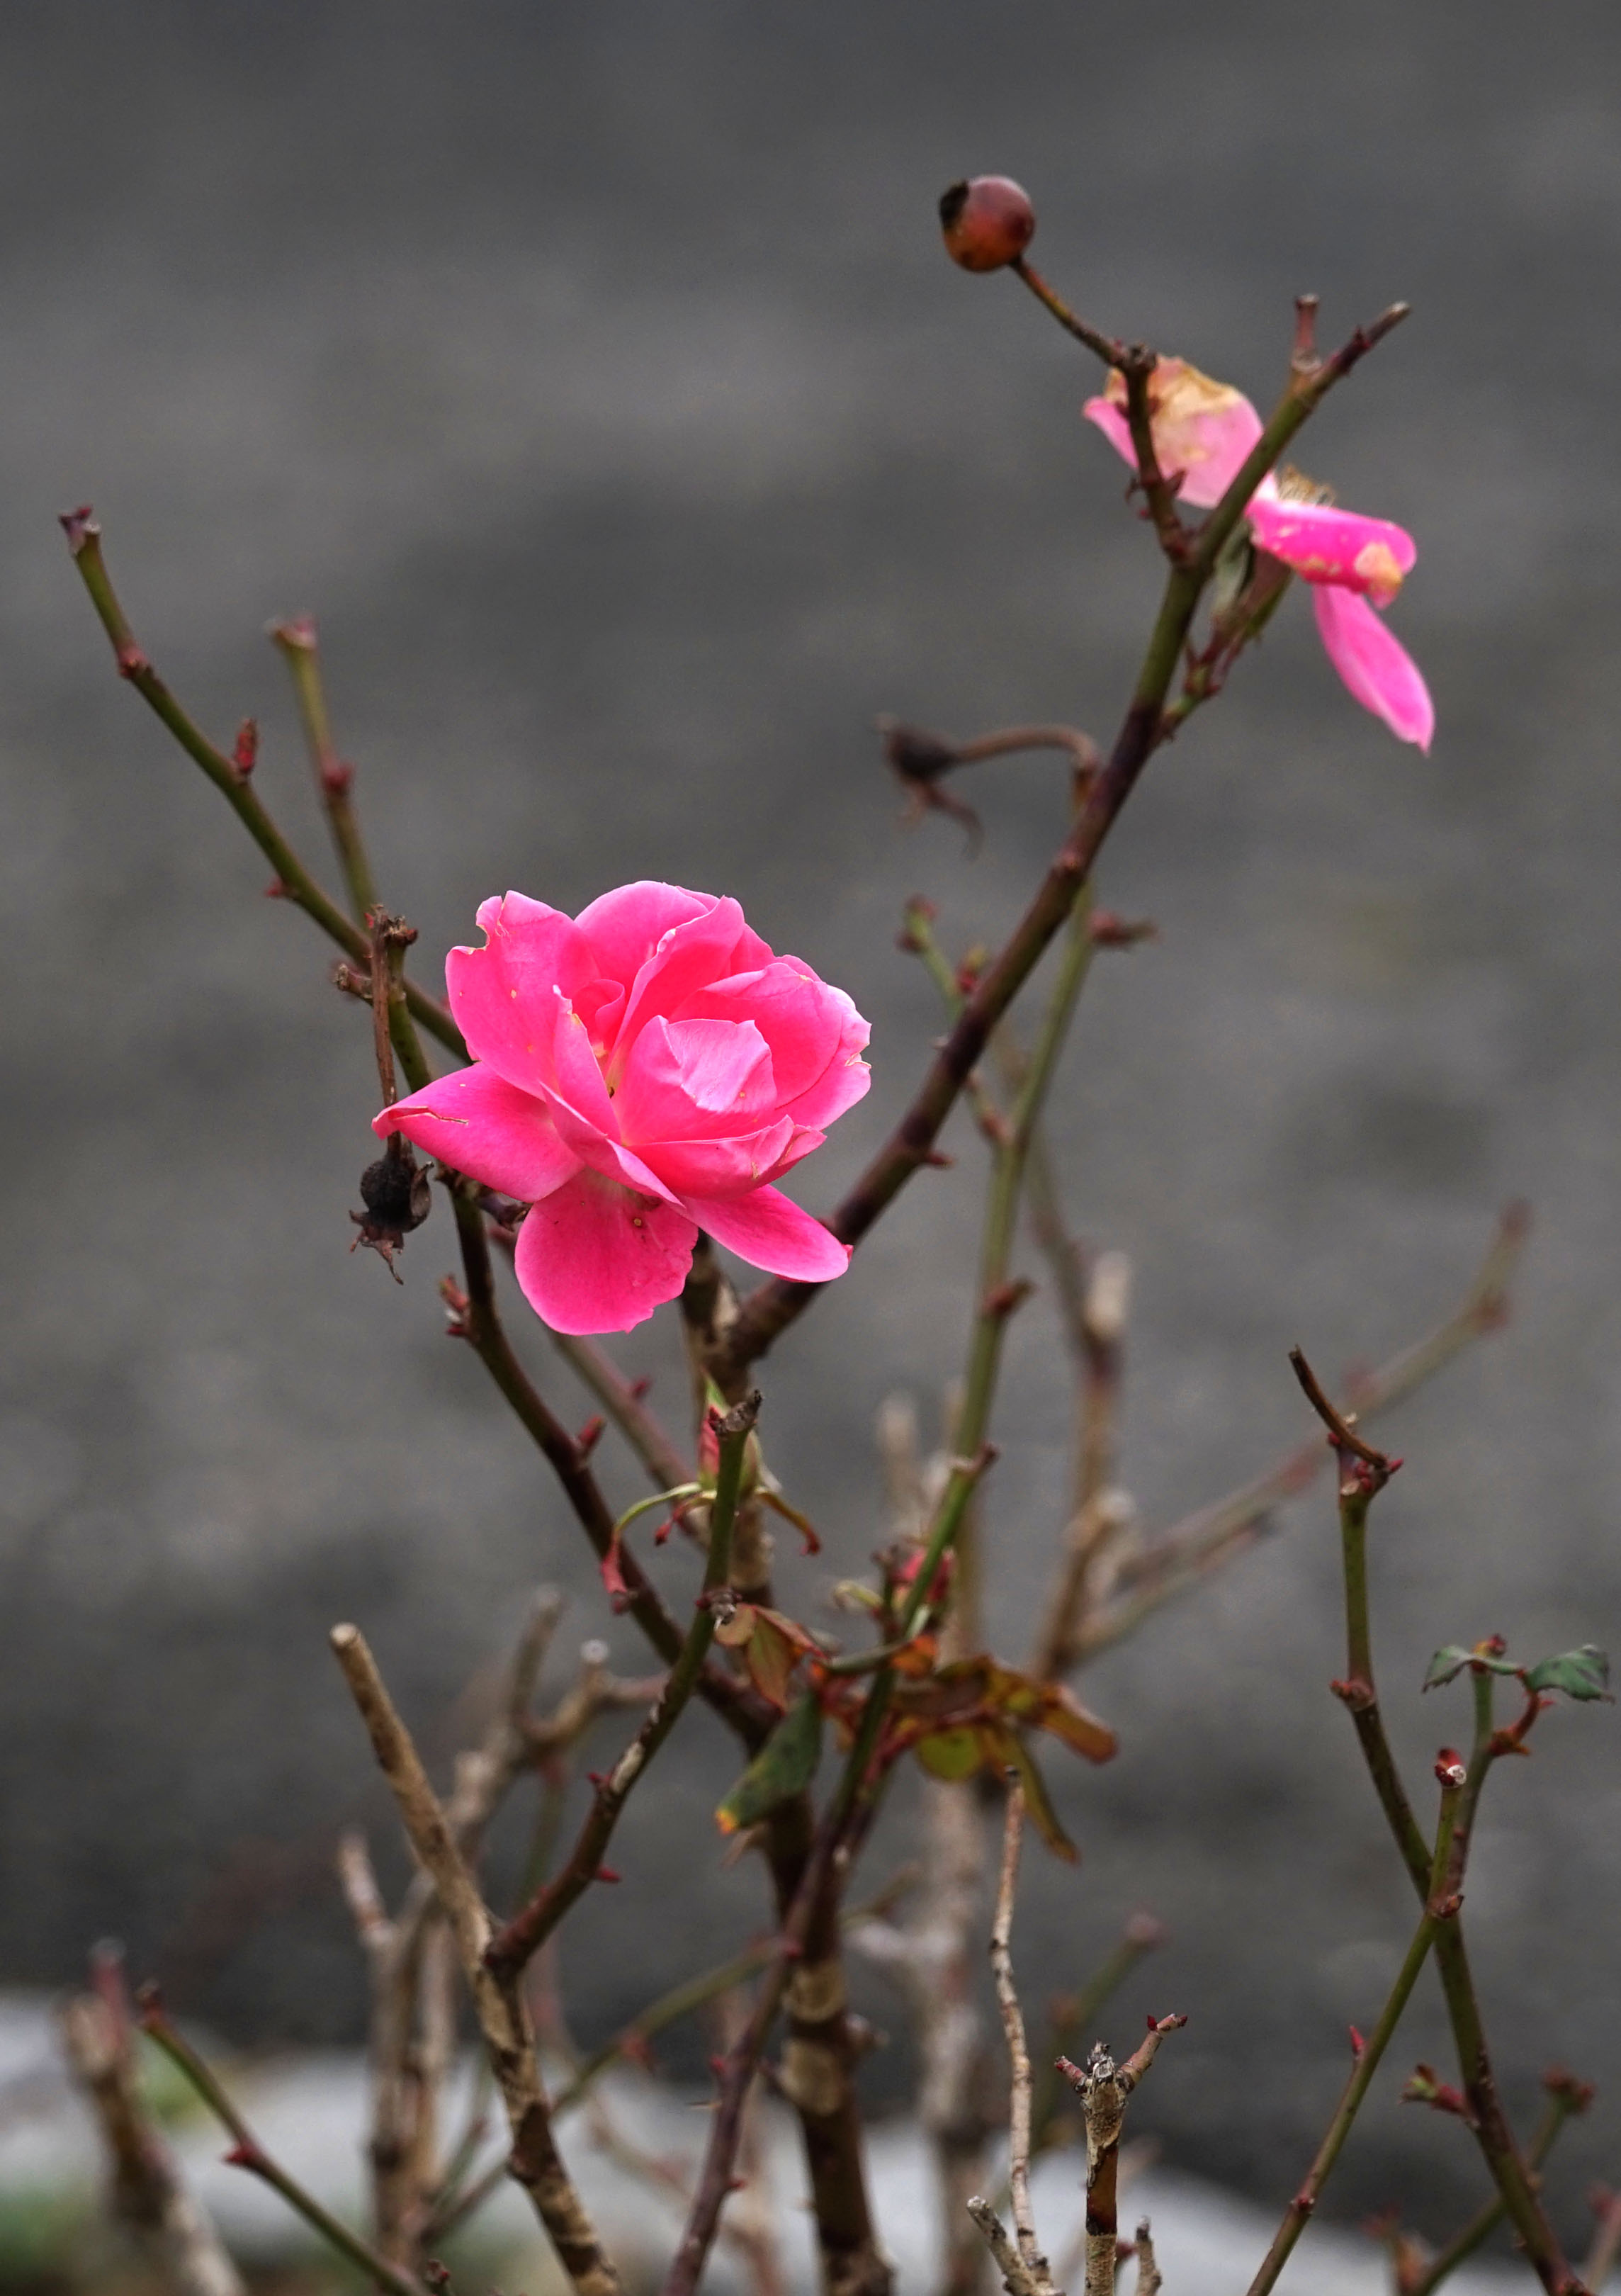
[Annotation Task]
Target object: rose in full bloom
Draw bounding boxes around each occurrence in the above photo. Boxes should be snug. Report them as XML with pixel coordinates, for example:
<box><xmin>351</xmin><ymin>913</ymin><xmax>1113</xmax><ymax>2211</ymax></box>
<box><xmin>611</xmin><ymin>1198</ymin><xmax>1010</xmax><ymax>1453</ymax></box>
<box><xmin>374</xmin><ymin>883</ymin><xmax>869</xmax><ymax>1335</ymax></box>
<box><xmin>1084</xmin><ymin>358</ymin><xmax>1433</xmax><ymax>750</ymax></box>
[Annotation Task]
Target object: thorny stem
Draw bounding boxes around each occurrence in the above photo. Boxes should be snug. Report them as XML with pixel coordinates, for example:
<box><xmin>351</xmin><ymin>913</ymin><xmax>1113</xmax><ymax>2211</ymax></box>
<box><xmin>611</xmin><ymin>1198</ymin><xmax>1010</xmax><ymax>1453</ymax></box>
<box><xmin>716</xmin><ymin>298</ymin><xmax>1409</xmax><ymax>1385</ymax></box>
<box><xmin>662</xmin><ymin>1817</ymin><xmax>849</xmax><ymax>2296</ymax></box>
<box><xmin>483</xmin><ymin>1395</ymin><xmax>762</xmax><ymax>1979</ymax></box>
<box><xmin>441</xmin><ymin>1878</ymin><xmax>917</xmax><ymax>2242</ymax></box>
<box><xmin>444</xmin><ymin>1182</ymin><xmax>767</xmax><ymax>1749</ymax></box>
<box><xmin>62</xmin><ymin>511</ymin><xmax>463</xmax><ymax>1065</ymax></box>
<box><xmin>1409</xmin><ymin>2088</ymin><xmax>1585</xmax><ymax>2296</ymax></box>
<box><xmin>1245</xmin><ymin>1878</ymin><xmax>1450</xmax><ymax>2296</ymax></box>
<box><xmin>548</xmin><ymin>1329</ymin><xmax>694</xmax><ymax>1493</ymax></box>
<box><xmin>271</xmin><ymin>614</ymin><xmax>380</xmax><ymax>923</ymax></box>
<box><xmin>137</xmin><ymin>1992</ymin><xmax>428</xmax><ymax>2296</ymax></box>
<box><xmin>1301</xmin><ymin>1356</ymin><xmax>1583</xmax><ymax>2296</ymax></box>
<box><xmin>1078</xmin><ymin>1207</ymin><xmax>1527</xmax><ymax>1660</ymax></box>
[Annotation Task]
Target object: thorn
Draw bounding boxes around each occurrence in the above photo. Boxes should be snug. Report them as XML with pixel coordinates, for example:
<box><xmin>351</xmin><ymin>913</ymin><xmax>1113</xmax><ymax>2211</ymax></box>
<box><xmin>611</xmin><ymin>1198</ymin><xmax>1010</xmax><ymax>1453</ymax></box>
<box><xmin>575</xmin><ymin>1414</ymin><xmax>606</xmax><ymax>1459</ymax></box>
<box><xmin>922</xmin><ymin>1149</ymin><xmax>954</xmax><ymax>1169</ymax></box>
<box><xmin>1349</xmin><ymin>2025</ymin><xmax>1365</xmax><ymax>2060</ymax></box>
<box><xmin>628</xmin><ymin>1375</ymin><xmax>653</xmax><ymax>1402</ymax></box>
<box><xmin>264</xmin><ymin>877</ymin><xmax>290</xmax><ymax>900</ymax></box>
<box><xmin>232</xmin><ymin>719</ymin><xmax>259</xmax><ymax>775</ymax></box>
<box><xmin>115</xmin><ymin>643</ymin><xmax>149</xmax><ymax>680</ymax></box>
<box><xmin>595</xmin><ymin>1866</ymin><xmax>621</xmax><ymax>1885</ymax></box>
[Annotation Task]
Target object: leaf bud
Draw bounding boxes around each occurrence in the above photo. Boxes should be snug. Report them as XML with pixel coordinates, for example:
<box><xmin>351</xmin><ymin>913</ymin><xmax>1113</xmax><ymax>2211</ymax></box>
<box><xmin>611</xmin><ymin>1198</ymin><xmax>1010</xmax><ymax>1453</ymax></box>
<box><xmin>939</xmin><ymin>176</ymin><xmax>1036</xmax><ymax>272</ymax></box>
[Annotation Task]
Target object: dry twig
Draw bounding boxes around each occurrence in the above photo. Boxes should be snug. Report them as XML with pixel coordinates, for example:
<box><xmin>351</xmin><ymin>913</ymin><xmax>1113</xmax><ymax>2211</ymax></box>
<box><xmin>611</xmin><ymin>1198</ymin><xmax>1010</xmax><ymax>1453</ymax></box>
<box><xmin>58</xmin><ymin>1952</ymin><xmax>246</xmax><ymax>2296</ymax></box>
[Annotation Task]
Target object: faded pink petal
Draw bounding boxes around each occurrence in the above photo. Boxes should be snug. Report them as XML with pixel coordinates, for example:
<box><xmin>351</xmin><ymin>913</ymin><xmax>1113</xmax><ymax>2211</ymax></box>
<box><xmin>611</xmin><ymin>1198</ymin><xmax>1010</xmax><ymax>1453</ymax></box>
<box><xmin>514</xmin><ymin>1169</ymin><xmax>697</xmax><ymax>1334</ymax></box>
<box><xmin>1248</xmin><ymin>495</ymin><xmax>1416</xmax><ymax>604</ymax></box>
<box><xmin>1312</xmin><ymin>587</ymin><xmax>1435</xmax><ymax>751</ymax></box>
<box><xmin>684</xmin><ymin>1186</ymin><xmax>852</xmax><ymax>1283</ymax></box>
<box><xmin>374</xmin><ymin>1064</ymin><xmax>580</xmax><ymax>1201</ymax></box>
<box><xmin>1083</xmin><ymin>358</ymin><xmax>1265</xmax><ymax>508</ymax></box>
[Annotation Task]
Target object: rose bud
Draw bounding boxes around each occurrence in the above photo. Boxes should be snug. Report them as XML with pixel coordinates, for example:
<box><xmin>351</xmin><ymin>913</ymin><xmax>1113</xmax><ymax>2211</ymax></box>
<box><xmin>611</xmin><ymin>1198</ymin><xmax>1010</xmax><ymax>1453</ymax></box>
<box><xmin>939</xmin><ymin>176</ymin><xmax>1036</xmax><ymax>272</ymax></box>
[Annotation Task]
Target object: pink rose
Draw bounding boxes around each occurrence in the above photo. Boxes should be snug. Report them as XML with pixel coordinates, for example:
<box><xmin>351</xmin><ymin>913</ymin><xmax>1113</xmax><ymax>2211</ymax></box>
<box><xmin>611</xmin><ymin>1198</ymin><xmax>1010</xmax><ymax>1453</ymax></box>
<box><xmin>374</xmin><ymin>882</ymin><xmax>869</xmax><ymax>1334</ymax></box>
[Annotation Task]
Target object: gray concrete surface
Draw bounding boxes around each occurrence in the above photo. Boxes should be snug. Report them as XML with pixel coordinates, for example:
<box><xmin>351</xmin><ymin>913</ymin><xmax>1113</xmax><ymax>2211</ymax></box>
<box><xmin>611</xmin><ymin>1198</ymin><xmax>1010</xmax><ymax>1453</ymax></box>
<box><xmin>4</xmin><ymin>0</ymin><xmax>1621</xmax><ymax>2249</ymax></box>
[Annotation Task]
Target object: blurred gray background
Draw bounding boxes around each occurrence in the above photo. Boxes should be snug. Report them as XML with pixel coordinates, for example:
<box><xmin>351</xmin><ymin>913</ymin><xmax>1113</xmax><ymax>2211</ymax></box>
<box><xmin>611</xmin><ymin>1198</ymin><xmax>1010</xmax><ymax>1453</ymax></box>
<box><xmin>4</xmin><ymin>0</ymin><xmax>1620</xmax><ymax>2249</ymax></box>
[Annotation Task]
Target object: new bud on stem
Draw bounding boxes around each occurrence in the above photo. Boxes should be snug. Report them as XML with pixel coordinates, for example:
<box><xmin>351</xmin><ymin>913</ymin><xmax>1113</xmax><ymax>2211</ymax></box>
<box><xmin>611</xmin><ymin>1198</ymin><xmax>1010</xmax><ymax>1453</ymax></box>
<box><xmin>939</xmin><ymin>176</ymin><xmax>1036</xmax><ymax>272</ymax></box>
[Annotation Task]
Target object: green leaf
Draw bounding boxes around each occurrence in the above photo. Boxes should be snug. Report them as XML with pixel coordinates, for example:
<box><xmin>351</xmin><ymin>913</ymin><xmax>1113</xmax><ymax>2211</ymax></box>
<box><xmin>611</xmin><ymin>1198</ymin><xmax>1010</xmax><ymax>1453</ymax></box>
<box><xmin>715</xmin><ymin>1692</ymin><xmax>823</xmax><ymax>1835</ymax></box>
<box><xmin>1524</xmin><ymin>1646</ymin><xmax>1612</xmax><ymax>1702</ymax></box>
<box><xmin>914</xmin><ymin>1725</ymin><xmax>983</xmax><ymax>1782</ymax></box>
<box><xmin>1423</xmin><ymin>1645</ymin><xmax>1520</xmax><ymax>1692</ymax></box>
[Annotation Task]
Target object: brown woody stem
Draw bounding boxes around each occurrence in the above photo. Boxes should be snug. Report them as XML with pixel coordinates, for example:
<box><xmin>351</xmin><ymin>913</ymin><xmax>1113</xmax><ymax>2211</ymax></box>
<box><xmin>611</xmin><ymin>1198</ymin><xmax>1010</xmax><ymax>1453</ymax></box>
<box><xmin>484</xmin><ymin>1395</ymin><xmax>760</xmax><ymax>1978</ymax></box>
<box><xmin>445</xmin><ymin>1182</ymin><xmax>767</xmax><ymax>1748</ymax></box>
<box><xmin>329</xmin><ymin>1624</ymin><xmax>623</xmax><ymax>2296</ymax></box>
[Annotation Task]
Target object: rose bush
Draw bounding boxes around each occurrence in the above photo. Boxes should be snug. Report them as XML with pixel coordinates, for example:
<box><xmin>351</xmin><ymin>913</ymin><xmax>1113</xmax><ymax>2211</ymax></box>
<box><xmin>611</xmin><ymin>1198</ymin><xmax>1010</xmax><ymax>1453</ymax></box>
<box><xmin>374</xmin><ymin>879</ymin><xmax>870</xmax><ymax>1333</ymax></box>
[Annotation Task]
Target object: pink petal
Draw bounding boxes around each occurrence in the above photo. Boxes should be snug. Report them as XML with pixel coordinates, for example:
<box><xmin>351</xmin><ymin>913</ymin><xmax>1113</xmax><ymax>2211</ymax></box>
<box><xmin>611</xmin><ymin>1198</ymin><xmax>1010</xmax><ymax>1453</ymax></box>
<box><xmin>1248</xmin><ymin>497</ymin><xmax>1416</xmax><ymax>602</ymax></box>
<box><xmin>514</xmin><ymin>1168</ymin><xmax>697</xmax><ymax>1334</ymax></box>
<box><xmin>681</xmin><ymin>960</ymin><xmax>868</xmax><ymax>1113</ymax></box>
<box><xmin>373</xmin><ymin>1064</ymin><xmax>580</xmax><ymax>1200</ymax></box>
<box><xmin>682</xmin><ymin>1186</ymin><xmax>852</xmax><ymax>1283</ymax></box>
<box><xmin>536</xmin><ymin>1076</ymin><xmax>684</xmax><ymax>1205</ymax></box>
<box><xmin>780</xmin><ymin>991</ymin><xmax>871</xmax><ymax>1130</ymax></box>
<box><xmin>636</xmin><ymin>1118</ymin><xmax>798</xmax><ymax>1199</ymax></box>
<box><xmin>1312</xmin><ymin>587</ymin><xmax>1435</xmax><ymax>751</ymax></box>
<box><xmin>548</xmin><ymin>991</ymin><xmax>620</xmax><ymax>1138</ymax></box>
<box><xmin>1083</xmin><ymin>358</ymin><xmax>1265</xmax><ymax>509</ymax></box>
<box><xmin>445</xmin><ymin>893</ymin><xmax>594</xmax><ymax>1098</ymax></box>
<box><xmin>618</xmin><ymin>895</ymin><xmax>754</xmax><ymax>1049</ymax></box>
<box><xmin>616</xmin><ymin>1015</ymin><xmax>777</xmax><ymax>1147</ymax></box>
<box><xmin>574</xmin><ymin>882</ymin><xmax>715</xmax><ymax>993</ymax></box>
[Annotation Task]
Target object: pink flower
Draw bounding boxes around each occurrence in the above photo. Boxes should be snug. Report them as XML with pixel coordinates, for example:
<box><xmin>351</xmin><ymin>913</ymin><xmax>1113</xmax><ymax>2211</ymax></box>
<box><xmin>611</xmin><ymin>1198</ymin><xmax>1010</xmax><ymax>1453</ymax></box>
<box><xmin>1083</xmin><ymin>359</ymin><xmax>1433</xmax><ymax>750</ymax></box>
<box><xmin>375</xmin><ymin>883</ymin><xmax>870</xmax><ymax>1334</ymax></box>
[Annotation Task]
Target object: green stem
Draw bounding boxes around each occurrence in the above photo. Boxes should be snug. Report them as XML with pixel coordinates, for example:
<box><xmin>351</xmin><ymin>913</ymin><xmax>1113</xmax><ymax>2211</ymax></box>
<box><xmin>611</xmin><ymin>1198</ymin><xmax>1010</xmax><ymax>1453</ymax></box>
<box><xmin>140</xmin><ymin>2005</ymin><xmax>426</xmax><ymax>2296</ymax></box>
<box><xmin>1245</xmin><ymin>1906</ymin><xmax>1439</xmax><ymax>2296</ymax></box>
<box><xmin>1410</xmin><ymin>2094</ymin><xmax>1576</xmax><ymax>2296</ymax></box>
<box><xmin>64</xmin><ymin>513</ymin><xmax>463</xmax><ymax>1064</ymax></box>
<box><xmin>1333</xmin><ymin>1457</ymin><xmax>1578</xmax><ymax>2295</ymax></box>
<box><xmin>271</xmin><ymin>617</ymin><xmax>380</xmax><ymax>923</ymax></box>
